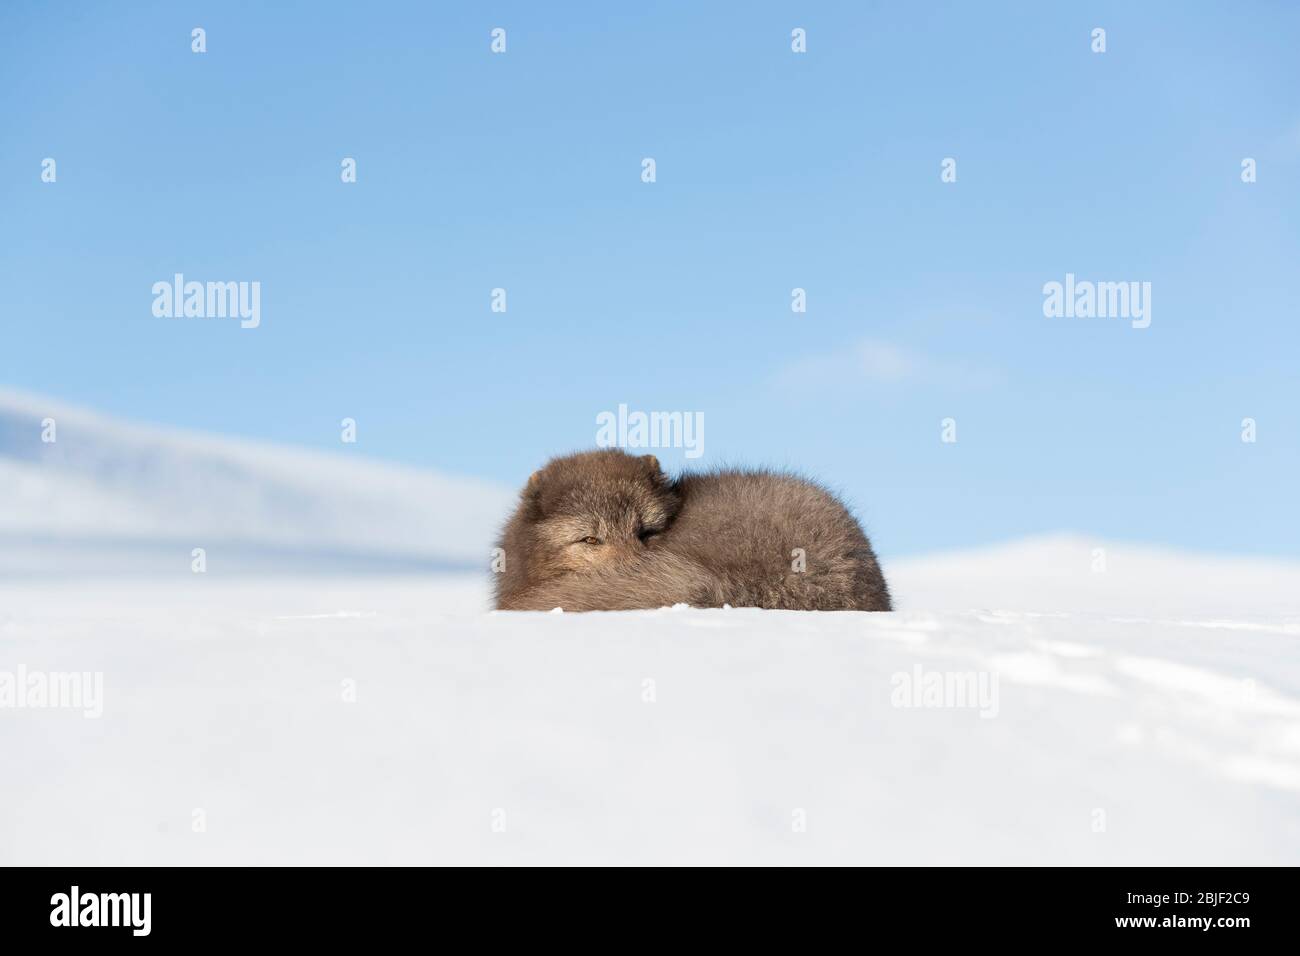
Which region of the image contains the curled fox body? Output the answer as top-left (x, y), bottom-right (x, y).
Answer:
top-left (494, 449), bottom-right (891, 612)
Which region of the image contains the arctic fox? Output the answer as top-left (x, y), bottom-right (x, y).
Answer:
top-left (494, 449), bottom-right (891, 611)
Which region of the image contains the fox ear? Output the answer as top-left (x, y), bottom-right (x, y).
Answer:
top-left (642, 454), bottom-right (666, 484)
top-left (521, 469), bottom-right (544, 514)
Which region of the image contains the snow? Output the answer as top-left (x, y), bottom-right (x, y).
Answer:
top-left (0, 388), bottom-right (513, 570)
top-left (3, 554), bottom-right (1299, 865)
top-left (2, 392), bottom-right (1299, 864)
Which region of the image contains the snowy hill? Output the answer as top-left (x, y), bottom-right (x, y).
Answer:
top-left (0, 389), bottom-right (513, 574)
top-left (889, 533), bottom-right (1300, 619)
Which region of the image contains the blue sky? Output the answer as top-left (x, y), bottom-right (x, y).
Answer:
top-left (2, 1), bottom-right (1298, 558)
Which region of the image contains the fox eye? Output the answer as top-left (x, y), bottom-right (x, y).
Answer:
top-left (638, 528), bottom-right (660, 542)
top-left (580, 536), bottom-right (602, 546)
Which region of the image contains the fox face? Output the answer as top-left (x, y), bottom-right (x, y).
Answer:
top-left (519, 450), bottom-right (678, 576)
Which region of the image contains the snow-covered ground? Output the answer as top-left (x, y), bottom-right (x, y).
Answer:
top-left (2, 392), bottom-right (1299, 864)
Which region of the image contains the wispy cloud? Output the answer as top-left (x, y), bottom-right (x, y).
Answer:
top-left (772, 339), bottom-right (1002, 393)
